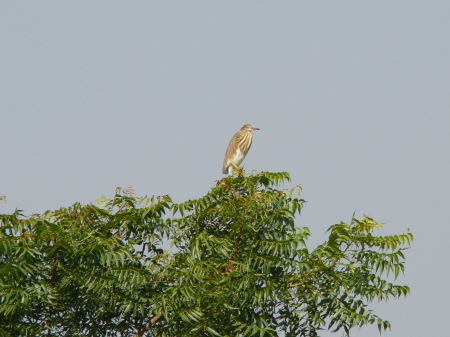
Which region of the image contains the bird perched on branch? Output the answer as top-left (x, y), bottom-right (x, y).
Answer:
top-left (222, 124), bottom-right (260, 174)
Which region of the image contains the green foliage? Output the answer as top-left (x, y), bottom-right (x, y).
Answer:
top-left (0, 172), bottom-right (412, 336)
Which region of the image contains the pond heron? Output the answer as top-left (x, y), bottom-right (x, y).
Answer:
top-left (222, 124), bottom-right (260, 174)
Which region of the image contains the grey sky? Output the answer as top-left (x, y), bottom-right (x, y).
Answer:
top-left (2, 2), bottom-right (449, 336)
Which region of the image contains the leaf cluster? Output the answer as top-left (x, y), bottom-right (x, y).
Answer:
top-left (0, 189), bottom-right (171, 336)
top-left (0, 173), bottom-right (412, 337)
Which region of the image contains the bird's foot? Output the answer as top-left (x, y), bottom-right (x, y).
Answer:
top-left (231, 164), bottom-right (245, 176)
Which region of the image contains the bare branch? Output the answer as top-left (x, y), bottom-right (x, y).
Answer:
top-left (133, 311), bottom-right (163, 337)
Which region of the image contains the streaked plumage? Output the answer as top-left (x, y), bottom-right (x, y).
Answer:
top-left (222, 124), bottom-right (260, 174)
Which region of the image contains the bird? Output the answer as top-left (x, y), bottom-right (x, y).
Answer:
top-left (222, 124), bottom-right (260, 174)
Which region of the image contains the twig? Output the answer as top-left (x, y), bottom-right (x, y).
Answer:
top-left (134, 311), bottom-right (163, 337)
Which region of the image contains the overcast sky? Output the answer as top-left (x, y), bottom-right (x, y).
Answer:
top-left (2, 2), bottom-right (449, 336)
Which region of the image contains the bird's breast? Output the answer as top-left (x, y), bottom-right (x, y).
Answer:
top-left (231, 149), bottom-right (246, 166)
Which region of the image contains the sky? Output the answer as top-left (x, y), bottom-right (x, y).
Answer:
top-left (1, 2), bottom-right (449, 336)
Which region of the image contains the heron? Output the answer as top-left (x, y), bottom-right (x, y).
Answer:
top-left (222, 124), bottom-right (260, 174)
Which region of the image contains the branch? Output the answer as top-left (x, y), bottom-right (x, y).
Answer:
top-left (134, 311), bottom-right (163, 337)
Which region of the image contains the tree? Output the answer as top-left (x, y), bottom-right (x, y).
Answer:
top-left (0, 172), bottom-right (412, 337)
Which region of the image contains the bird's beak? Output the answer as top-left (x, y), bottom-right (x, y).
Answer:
top-left (252, 127), bottom-right (260, 130)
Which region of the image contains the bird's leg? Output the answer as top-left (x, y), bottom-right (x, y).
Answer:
top-left (231, 163), bottom-right (245, 176)
top-left (231, 163), bottom-right (240, 170)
